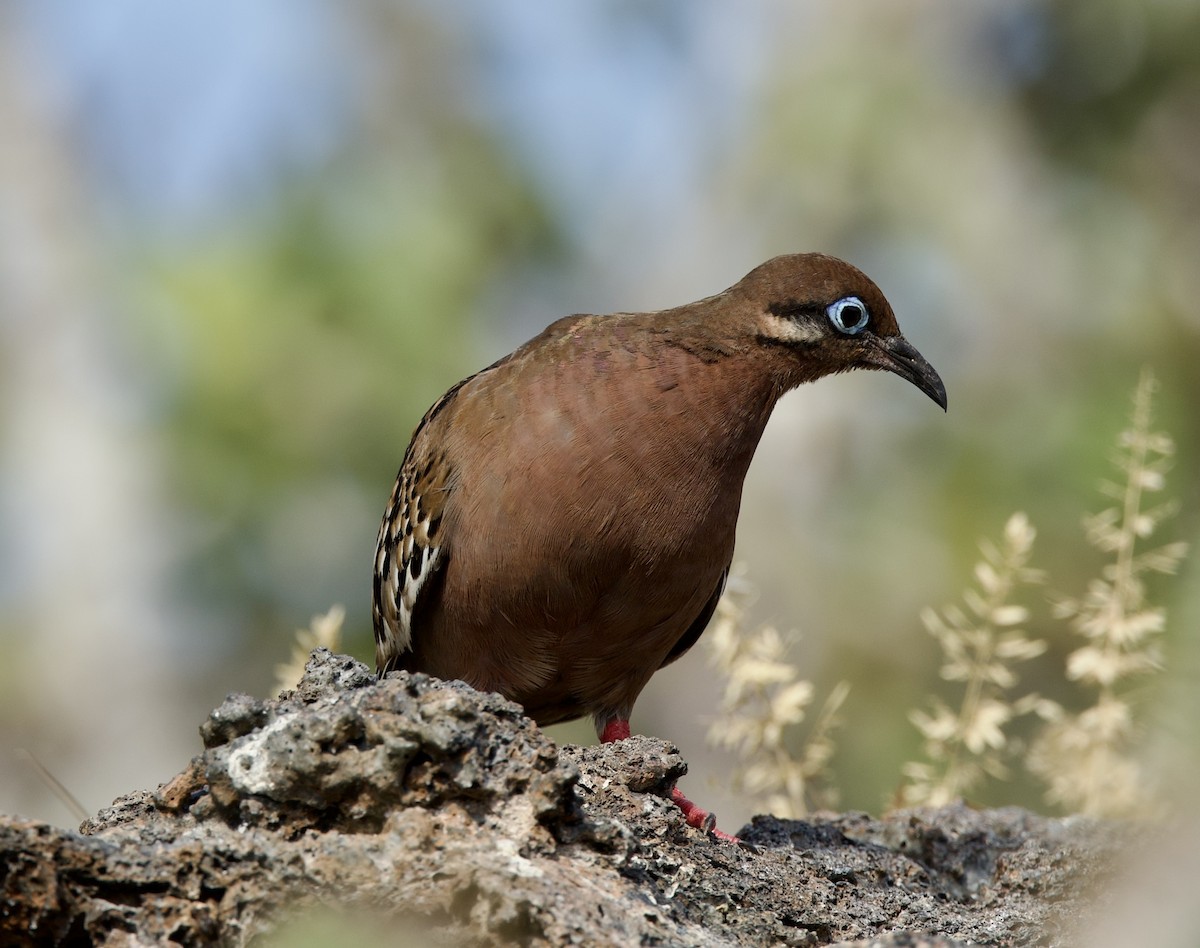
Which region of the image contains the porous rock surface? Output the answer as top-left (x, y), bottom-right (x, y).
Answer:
top-left (1, 649), bottom-right (1128, 946)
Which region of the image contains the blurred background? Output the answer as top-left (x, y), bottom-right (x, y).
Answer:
top-left (1, 0), bottom-right (1197, 834)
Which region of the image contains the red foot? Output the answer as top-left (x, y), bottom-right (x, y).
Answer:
top-left (597, 718), bottom-right (740, 843)
top-left (671, 787), bottom-right (740, 843)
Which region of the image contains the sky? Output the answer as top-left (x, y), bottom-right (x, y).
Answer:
top-left (14, 0), bottom-right (775, 239)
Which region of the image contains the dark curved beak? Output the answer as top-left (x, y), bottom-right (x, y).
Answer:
top-left (865, 334), bottom-right (947, 411)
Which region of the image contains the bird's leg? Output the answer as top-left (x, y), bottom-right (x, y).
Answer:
top-left (599, 719), bottom-right (631, 743)
top-left (599, 718), bottom-right (739, 843)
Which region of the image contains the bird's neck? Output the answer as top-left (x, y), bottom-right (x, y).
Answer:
top-left (640, 332), bottom-right (791, 483)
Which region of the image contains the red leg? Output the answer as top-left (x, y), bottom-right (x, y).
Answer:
top-left (670, 787), bottom-right (740, 843)
top-left (598, 718), bottom-right (739, 843)
top-left (599, 719), bottom-right (631, 743)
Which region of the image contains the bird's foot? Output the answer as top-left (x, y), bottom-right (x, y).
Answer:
top-left (598, 718), bottom-right (739, 843)
top-left (670, 786), bottom-right (740, 844)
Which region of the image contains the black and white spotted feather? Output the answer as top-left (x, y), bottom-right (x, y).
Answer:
top-left (372, 391), bottom-right (461, 675)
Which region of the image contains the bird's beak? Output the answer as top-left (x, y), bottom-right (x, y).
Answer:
top-left (865, 334), bottom-right (947, 411)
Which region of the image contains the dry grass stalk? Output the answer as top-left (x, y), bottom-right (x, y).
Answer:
top-left (1027, 368), bottom-right (1187, 817)
top-left (274, 604), bottom-right (346, 695)
top-left (707, 574), bottom-right (847, 817)
top-left (900, 513), bottom-right (1054, 807)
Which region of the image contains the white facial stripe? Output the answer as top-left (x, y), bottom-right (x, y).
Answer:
top-left (762, 313), bottom-right (824, 345)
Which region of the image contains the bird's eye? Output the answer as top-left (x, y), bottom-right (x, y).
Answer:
top-left (826, 296), bottom-right (869, 335)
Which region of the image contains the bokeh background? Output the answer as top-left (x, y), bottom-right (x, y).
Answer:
top-left (1, 0), bottom-right (1197, 837)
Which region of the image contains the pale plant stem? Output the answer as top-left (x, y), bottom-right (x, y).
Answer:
top-left (1102, 370), bottom-right (1151, 700)
top-left (707, 588), bottom-right (844, 816)
top-left (944, 657), bottom-right (985, 790)
top-left (942, 570), bottom-right (1009, 787)
top-left (903, 513), bottom-right (1045, 808)
top-left (1027, 369), bottom-right (1185, 818)
top-left (808, 681), bottom-right (849, 747)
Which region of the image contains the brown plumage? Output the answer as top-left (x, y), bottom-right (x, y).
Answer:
top-left (372, 253), bottom-right (945, 837)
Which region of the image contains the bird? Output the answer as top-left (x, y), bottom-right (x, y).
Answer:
top-left (372, 252), bottom-right (946, 840)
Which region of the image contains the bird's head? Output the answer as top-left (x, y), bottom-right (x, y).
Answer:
top-left (733, 253), bottom-right (947, 410)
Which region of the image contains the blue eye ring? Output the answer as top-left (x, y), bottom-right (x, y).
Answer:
top-left (826, 296), bottom-right (869, 335)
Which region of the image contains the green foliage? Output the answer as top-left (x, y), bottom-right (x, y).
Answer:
top-left (133, 147), bottom-right (561, 648)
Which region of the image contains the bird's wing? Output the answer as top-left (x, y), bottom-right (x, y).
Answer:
top-left (372, 385), bottom-right (462, 676)
top-left (372, 313), bottom-right (597, 676)
top-left (659, 563), bottom-right (730, 668)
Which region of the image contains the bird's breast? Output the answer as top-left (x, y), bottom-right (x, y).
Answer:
top-left (444, 343), bottom-right (777, 581)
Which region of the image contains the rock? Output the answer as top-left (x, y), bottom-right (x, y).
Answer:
top-left (1, 649), bottom-right (1131, 947)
